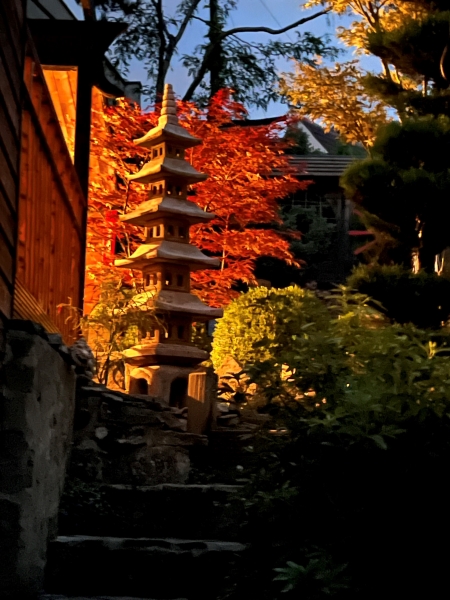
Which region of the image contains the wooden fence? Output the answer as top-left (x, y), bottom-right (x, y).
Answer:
top-left (14, 44), bottom-right (87, 342)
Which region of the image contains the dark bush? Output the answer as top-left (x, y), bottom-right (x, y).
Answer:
top-left (347, 264), bottom-right (450, 328)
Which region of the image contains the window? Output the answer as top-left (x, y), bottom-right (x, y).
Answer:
top-left (168, 145), bottom-right (173, 154)
top-left (158, 184), bottom-right (163, 193)
top-left (178, 226), bottom-right (186, 239)
top-left (145, 274), bottom-right (150, 286)
top-left (175, 148), bottom-right (181, 157)
top-left (153, 149), bottom-right (158, 159)
top-left (177, 274), bottom-right (183, 287)
top-left (168, 225), bottom-right (174, 236)
top-left (176, 186), bottom-right (182, 196)
top-left (155, 225), bottom-right (161, 237)
top-left (177, 325), bottom-right (184, 339)
top-left (159, 147), bottom-right (163, 156)
top-left (165, 273), bottom-right (172, 286)
top-left (150, 273), bottom-right (157, 285)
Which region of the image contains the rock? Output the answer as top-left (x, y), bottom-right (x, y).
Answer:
top-left (170, 406), bottom-right (188, 418)
top-left (217, 402), bottom-right (230, 414)
top-left (217, 414), bottom-right (240, 427)
top-left (69, 337), bottom-right (95, 379)
top-left (0, 328), bottom-right (76, 598)
top-left (7, 319), bottom-right (49, 340)
top-left (95, 427), bottom-right (109, 440)
top-left (47, 333), bottom-right (63, 347)
top-left (157, 411), bottom-right (188, 432)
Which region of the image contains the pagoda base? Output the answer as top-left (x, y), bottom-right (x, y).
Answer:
top-left (125, 364), bottom-right (216, 433)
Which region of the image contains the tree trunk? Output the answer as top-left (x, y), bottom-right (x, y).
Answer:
top-left (155, 0), bottom-right (167, 105)
top-left (208, 0), bottom-right (225, 98)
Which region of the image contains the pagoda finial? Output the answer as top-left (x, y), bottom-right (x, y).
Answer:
top-left (159, 83), bottom-right (178, 127)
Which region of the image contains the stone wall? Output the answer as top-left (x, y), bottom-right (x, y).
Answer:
top-left (0, 321), bottom-right (76, 599)
top-left (70, 380), bottom-right (207, 486)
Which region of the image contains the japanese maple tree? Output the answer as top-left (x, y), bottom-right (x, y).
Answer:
top-left (87, 91), bottom-right (305, 307)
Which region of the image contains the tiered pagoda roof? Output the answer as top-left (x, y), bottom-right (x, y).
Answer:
top-left (120, 196), bottom-right (213, 227)
top-left (115, 83), bottom-right (222, 328)
top-left (115, 240), bottom-right (220, 271)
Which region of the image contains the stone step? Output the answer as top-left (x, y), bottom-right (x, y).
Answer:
top-left (59, 483), bottom-right (244, 540)
top-left (41, 596), bottom-right (187, 600)
top-left (189, 428), bottom-right (260, 484)
top-left (45, 535), bottom-right (246, 600)
top-left (40, 597), bottom-right (187, 600)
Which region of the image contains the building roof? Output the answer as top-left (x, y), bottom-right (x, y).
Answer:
top-left (286, 155), bottom-right (358, 178)
top-left (298, 119), bottom-right (340, 154)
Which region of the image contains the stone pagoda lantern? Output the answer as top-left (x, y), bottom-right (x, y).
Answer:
top-left (115, 84), bottom-right (222, 423)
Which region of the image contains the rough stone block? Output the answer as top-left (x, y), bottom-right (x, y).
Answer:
top-left (0, 327), bottom-right (76, 598)
top-left (45, 535), bottom-right (246, 599)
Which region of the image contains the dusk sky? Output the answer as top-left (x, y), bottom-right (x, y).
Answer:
top-left (65, 0), bottom-right (378, 118)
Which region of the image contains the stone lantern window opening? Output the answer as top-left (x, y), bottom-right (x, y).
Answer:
top-left (169, 377), bottom-right (188, 408)
top-left (167, 225), bottom-right (174, 236)
top-left (178, 226), bottom-right (186, 239)
top-left (165, 272), bottom-right (173, 286)
top-left (129, 378), bottom-right (149, 395)
top-left (159, 184), bottom-right (163, 194)
top-left (159, 147), bottom-right (163, 156)
top-left (177, 274), bottom-right (183, 287)
top-left (177, 325), bottom-right (185, 339)
top-left (168, 145), bottom-right (173, 154)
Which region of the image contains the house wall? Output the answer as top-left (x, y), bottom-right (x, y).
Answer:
top-left (14, 49), bottom-right (87, 342)
top-left (0, 0), bottom-right (26, 319)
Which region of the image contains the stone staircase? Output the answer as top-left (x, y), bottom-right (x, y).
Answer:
top-left (41, 383), bottom-right (259, 600)
top-left (43, 483), bottom-right (246, 599)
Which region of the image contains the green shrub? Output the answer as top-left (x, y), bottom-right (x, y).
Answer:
top-left (211, 286), bottom-right (330, 371)
top-left (226, 290), bottom-right (450, 600)
top-left (347, 264), bottom-right (450, 328)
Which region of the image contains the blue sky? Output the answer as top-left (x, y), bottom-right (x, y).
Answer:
top-left (65, 0), bottom-right (378, 118)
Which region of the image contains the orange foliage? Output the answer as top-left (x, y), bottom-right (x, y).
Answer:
top-left (86, 91), bottom-right (306, 309)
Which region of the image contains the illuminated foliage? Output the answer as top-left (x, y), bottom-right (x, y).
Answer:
top-left (211, 285), bottom-right (328, 370)
top-left (87, 91), bottom-right (304, 308)
top-left (280, 60), bottom-right (389, 149)
top-left (304, 0), bottom-right (422, 54)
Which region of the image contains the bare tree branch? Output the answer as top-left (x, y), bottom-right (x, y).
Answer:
top-left (173, 0), bottom-right (202, 47)
top-left (183, 9), bottom-right (330, 101)
top-left (218, 9), bottom-right (330, 40)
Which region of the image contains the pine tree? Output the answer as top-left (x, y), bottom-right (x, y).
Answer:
top-left (340, 1), bottom-right (450, 271)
